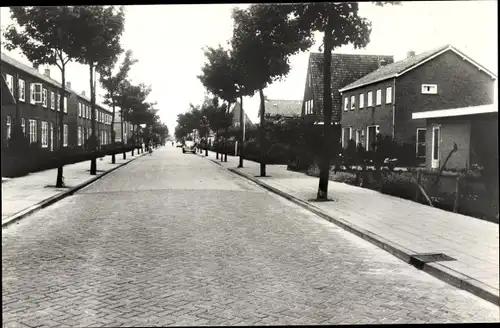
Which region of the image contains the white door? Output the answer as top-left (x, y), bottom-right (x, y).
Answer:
top-left (431, 125), bottom-right (440, 169)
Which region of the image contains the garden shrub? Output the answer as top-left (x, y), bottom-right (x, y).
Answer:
top-left (379, 171), bottom-right (416, 200)
top-left (331, 171), bottom-right (358, 185)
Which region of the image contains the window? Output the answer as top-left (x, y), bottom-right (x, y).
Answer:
top-left (386, 87), bottom-right (392, 104)
top-left (416, 128), bottom-right (426, 158)
top-left (42, 89), bottom-right (48, 108)
top-left (344, 97), bottom-right (349, 111)
top-left (63, 124), bottom-right (68, 147)
top-left (78, 103), bottom-right (82, 117)
top-left (87, 106), bottom-right (90, 119)
top-left (56, 94), bottom-right (60, 111)
top-left (29, 119), bottom-right (37, 143)
top-left (5, 74), bottom-right (14, 94)
top-left (367, 91), bottom-right (373, 107)
top-left (21, 118), bottom-right (25, 135)
top-left (78, 126), bottom-right (82, 146)
top-left (31, 83), bottom-right (42, 104)
top-left (19, 79), bottom-right (25, 102)
top-left (50, 91), bottom-right (55, 109)
top-left (359, 94), bottom-right (364, 109)
top-left (41, 121), bottom-right (48, 148)
top-left (350, 96), bottom-right (356, 110)
top-left (6, 116), bottom-right (12, 139)
top-left (422, 84), bottom-right (438, 94)
top-left (376, 89), bottom-right (382, 106)
top-left (63, 97), bottom-right (67, 113)
top-left (49, 122), bottom-right (54, 151)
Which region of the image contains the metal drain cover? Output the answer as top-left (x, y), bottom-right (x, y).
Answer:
top-left (409, 253), bottom-right (456, 270)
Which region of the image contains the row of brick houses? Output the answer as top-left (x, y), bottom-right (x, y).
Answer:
top-left (1, 52), bottom-right (134, 152)
top-left (301, 44), bottom-right (497, 170)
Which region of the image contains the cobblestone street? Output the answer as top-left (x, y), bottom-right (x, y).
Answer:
top-left (2, 146), bottom-right (499, 327)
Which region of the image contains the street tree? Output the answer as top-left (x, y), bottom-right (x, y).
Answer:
top-left (198, 46), bottom-right (239, 162)
top-left (72, 5), bottom-right (125, 175)
top-left (3, 6), bottom-right (81, 188)
top-left (231, 4), bottom-right (313, 176)
top-left (99, 50), bottom-right (138, 163)
top-left (291, 1), bottom-right (400, 200)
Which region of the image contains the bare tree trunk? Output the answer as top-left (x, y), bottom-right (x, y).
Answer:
top-left (317, 17), bottom-right (334, 201)
top-left (259, 88), bottom-right (266, 177)
top-left (121, 109), bottom-right (126, 160)
top-left (111, 98), bottom-right (116, 164)
top-left (89, 64), bottom-right (97, 175)
top-left (56, 65), bottom-right (66, 187)
top-left (238, 96), bottom-right (244, 168)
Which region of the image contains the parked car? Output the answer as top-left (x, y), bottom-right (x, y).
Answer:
top-left (176, 141), bottom-right (183, 148)
top-left (182, 140), bottom-right (196, 154)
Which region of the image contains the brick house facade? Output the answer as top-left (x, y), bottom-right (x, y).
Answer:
top-left (1, 52), bottom-right (116, 151)
top-left (338, 45), bottom-right (496, 162)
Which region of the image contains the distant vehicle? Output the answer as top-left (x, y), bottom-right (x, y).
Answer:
top-left (182, 140), bottom-right (196, 154)
top-left (176, 141), bottom-right (183, 148)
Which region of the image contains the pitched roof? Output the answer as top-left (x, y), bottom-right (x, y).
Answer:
top-left (263, 99), bottom-right (302, 117)
top-left (231, 102), bottom-right (255, 127)
top-left (1, 52), bottom-right (112, 113)
top-left (307, 52), bottom-right (394, 122)
top-left (339, 44), bottom-right (497, 92)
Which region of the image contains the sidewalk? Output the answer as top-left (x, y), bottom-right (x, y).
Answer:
top-left (201, 150), bottom-right (499, 305)
top-left (2, 152), bottom-right (145, 225)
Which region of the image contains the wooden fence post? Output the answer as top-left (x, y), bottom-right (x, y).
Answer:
top-left (415, 170), bottom-right (422, 202)
top-left (453, 176), bottom-right (461, 213)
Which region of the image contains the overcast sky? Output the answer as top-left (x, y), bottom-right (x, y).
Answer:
top-left (1, 2), bottom-right (497, 135)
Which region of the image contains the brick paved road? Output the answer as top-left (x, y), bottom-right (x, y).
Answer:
top-left (2, 146), bottom-right (499, 327)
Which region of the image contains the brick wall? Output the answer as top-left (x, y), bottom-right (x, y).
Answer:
top-left (340, 79), bottom-right (395, 148)
top-left (397, 50), bottom-right (495, 144)
top-left (426, 117), bottom-right (471, 170)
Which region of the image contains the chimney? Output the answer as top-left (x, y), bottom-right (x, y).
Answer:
top-left (33, 63), bottom-right (39, 70)
top-left (66, 81), bottom-right (71, 89)
top-left (44, 69), bottom-right (50, 77)
top-left (407, 50), bottom-right (416, 58)
top-left (81, 91), bottom-right (86, 97)
top-left (378, 58), bottom-right (388, 68)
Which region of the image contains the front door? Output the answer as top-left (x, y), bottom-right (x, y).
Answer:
top-left (431, 125), bottom-right (440, 169)
top-left (366, 126), bottom-right (378, 151)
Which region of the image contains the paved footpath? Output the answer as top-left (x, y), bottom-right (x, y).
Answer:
top-left (2, 146), bottom-right (499, 327)
top-left (204, 151), bottom-right (499, 304)
top-left (2, 151), bottom-right (145, 225)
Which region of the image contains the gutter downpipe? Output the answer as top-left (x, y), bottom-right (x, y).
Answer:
top-left (392, 77), bottom-right (396, 139)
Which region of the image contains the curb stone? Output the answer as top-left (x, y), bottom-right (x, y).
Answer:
top-left (2, 152), bottom-right (147, 229)
top-left (207, 162), bottom-right (499, 307)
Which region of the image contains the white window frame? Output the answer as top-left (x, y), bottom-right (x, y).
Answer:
top-left (21, 118), bottom-right (25, 135)
top-left (422, 84), bottom-right (438, 95)
top-left (56, 94), bottom-right (60, 111)
top-left (63, 124), bottom-right (68, 147)
top-left (41, 121), bottom-right (48, 148)
top-left (6, 74), bottom-right (14, 95)
top-left (78, 126), bottom-right (82, 146)
top-left (63, 96), bottom-right (67, 113)
top-left (350, 96), bottom-right (356, 110)
top-left (42, 88), bottom-right (48, 108)
top-left (344, 97), bottom-right (349, 111)
top-left (359, 94), bottom-right (364, 109)
top-left (50, 91), bottom-right (55, 109)
top-left (355, 129), bottom-right (361, 145)
top-left (49, 122), bottom-right (54, 151)
top-left (367, 91), bottom-right (373, 107)
top-left (376, 89), bottom-right (382, 106)
top-left (78, 103), bottom-right (82, 117)
top-left (416, 128), bottom-right (426, 158)
top-left (386, 87), bottom-right (392, 104)
top-left (32, 83), bottom-right (43, 103)
top-left (6, 116), bottom-right (12, 139)
top-left (29, 119), bottom-right (37, 143)
top-left (431, 125), bottom-right (440, 169)
top-left (18, 79), bottom-right (25, 102)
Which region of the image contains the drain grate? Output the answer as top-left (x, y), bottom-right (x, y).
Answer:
top-left (409, 253), bottom-right (457, 270)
